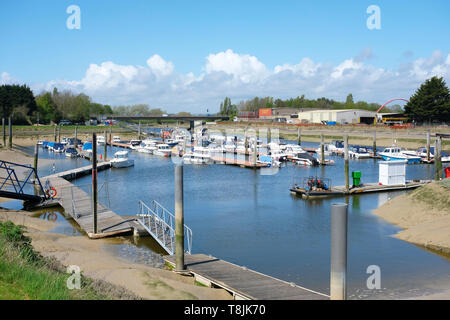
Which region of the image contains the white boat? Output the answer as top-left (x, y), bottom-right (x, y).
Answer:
top-left (112, 136), bottom-right (121, 143)
top-left (37, 140), bottom-right (44, 146)
top-left (61, 137), bottom-right (69, 145)
top-left (291, 152), bottom-right (320, 166)
top-left (284, 144), bottom-right (305, 157)
top-left (111, 151), bottom-right (134, 168)
top-left (97, 136), bottom-right (105, 145)
top-left (349, 146), bottom-right (371, 159)
top-left (136, 140), bottom-right (157, 154)
top-left (183, 147), bottom-right (212, 164)
top-left (129, 139), bottom-right (141, 150)
top-left (153, 144), bottom-right (172, 157)
top-left (379, 147), bottom-right (421, 164)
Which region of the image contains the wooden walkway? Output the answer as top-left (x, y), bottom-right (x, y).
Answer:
top-left (210, 155), bottom-right (269, 168)
top-left (42, 163), bottom-right (132, 239)
top-left (164, 254), bottom-right (328, 300)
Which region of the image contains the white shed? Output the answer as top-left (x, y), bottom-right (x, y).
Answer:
top-left (379, 160), bottom-right (407, 185)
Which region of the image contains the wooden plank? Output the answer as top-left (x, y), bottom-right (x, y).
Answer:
top-left (164, 254), bottom-right (328, 300)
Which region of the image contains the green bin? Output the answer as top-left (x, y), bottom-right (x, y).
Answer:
top-left (352, 171), bottom-right (361, 187)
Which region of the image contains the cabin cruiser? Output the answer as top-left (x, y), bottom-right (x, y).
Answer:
top-left (128, 139), bottom-right (141, 150)
top-left (111, 151), bottom-right (134, 168)
top-left (112, 136), bottom-right (121, 143)
top-left (379, 147), bottom-right (421, 164)
top-left (291, 152), bottom-right (320, 166)
top-left (284, 144), bottom-right (305, 157)
top-left (136, 140), bottom-right (157, 154)
top-left (165, 138), bottom-right (179, 147)
top-left (65, 147), bottom-right (78, 158)
top-left (183, 147), bottom-right (212, 164)
top-left (153, 144), bottom-right (172, 157)
top-left (349, 146), bottom-right (371, 159)
top-left (258, 155), bottom-right (281, 167)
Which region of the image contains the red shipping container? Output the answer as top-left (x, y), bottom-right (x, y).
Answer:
top-left (259, 108), bottom-right (272, 117)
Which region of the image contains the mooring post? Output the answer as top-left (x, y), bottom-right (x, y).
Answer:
top-left (330, 203), bottom-right (348, 300)
top-left (33, 143), bottom-right (39, 183)
top-left (268, 127), bottom-right (271, 144)
top-left (74, 125), bottom-right (78, 148)
top-left (426, 129), bottom-right (431, 162)
top-left (253, 138), bottom-right (257, 167)
top-left (92, 133), bottom-right (98, 234)
top-left (344, 135), bottom-right (349, 192)
top-left (320, 133), bottom-right (325, 165)
top-left (109, 125), bottom-right (112, 145)
top-left (8, 117), bottom-right (12, 149)
top-left (104, 130), bottom-right (107, 161)
top-left (2, 118), bottom-right (5, 147)
top-left (58, 123), bottom-right (61, 142)
top-left (434, 136), bottom-right (442, 181)
top-left (297, 127), bottom-right (301, 146)
top-left (54, 124), bottom-right (57, 142)
top-left (138, 121), bottom-right (141, 140)
top-left (175, 164), bottom-right (185, 271)
top-left (372, 131), bottom-right (377, 156)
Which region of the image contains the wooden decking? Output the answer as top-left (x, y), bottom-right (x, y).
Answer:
top-left (42, 162), bottom-right (132, 239)
top-left (210, 155), bottom-right (269, 168)
top-left (164, 254), bottom-right (328, 300)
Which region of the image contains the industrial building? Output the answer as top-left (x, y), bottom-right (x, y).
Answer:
top-left (296, 109), bottom-right (377, 125)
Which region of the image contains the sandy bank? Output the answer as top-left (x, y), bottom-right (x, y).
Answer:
top-left (0, 208), bottom-right (232, 300)
top-left (373, 179), bottom-right (450, 254)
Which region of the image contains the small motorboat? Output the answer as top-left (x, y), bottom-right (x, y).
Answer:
top-left (65, 147), bottom-right (78, 158)
top-left (112, 136), bottom-right (121, 143)
top-left (37, 140), bottom-right (44, 146)
top-left (379, 147), bottom-right (421, 164)
top-left (291, 152), bottom-right (320, 166)
top-left (349, 146), bottom-right (371, 159)
top-left (153, 144), bottom-right (172, 157)
top-left (53, 143), bottom-right (65, 153)
top-left (183, 147), bottom-right (212, 164)
top-left (128, 139), bottom-right (142, 150)
top-left (111, 151), bottom-right (134, 168)
top-left (97, 136), bottom-right (106, 145)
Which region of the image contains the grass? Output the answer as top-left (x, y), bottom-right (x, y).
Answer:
top-left (410, 180), bottom-right (450, 211)
top-left (0, 220), bottom-right (110, 300)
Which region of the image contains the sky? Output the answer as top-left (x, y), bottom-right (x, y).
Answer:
top-left (1, 0), bottom-right (449, 113)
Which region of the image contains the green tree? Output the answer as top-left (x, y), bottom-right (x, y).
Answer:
top-left (404, 76), bottom-right (450, 123)
top-left (0, 84), bottom-right (37, 124)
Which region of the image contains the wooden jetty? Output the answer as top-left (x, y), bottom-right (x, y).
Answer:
top-left (164, 254), bottom-right (328, 300)
top-left (42, 162), bottom-right (133, 239)
top-left (290, 180), bottom-right (431, 199)
top-left (210, 155), bottom-right (269, 168)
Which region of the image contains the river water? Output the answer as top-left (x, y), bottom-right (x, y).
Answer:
top-left (12, 140), bottom-right (450, 299)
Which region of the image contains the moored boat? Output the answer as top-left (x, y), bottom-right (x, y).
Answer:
top-left (379, 147), bottom-right (421, 164)
top-left (111, 151), bottom-right (134, 168)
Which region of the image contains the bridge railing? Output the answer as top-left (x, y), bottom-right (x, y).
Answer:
top-left (0, 160), bottom-right (46, 200)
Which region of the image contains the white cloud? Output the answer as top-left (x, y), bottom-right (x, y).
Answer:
top-left (2, 49), bottom-right (450, 113)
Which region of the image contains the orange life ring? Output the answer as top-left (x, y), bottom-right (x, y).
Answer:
top-left (46, 187), bottom-right (57, 198)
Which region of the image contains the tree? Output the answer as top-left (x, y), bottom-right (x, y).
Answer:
top-left (345, 93), bottom-right (354, 105)
top-left (0, 84), bottom-right (37, 124)
top-left (404, 77), bottom-right (450, 123)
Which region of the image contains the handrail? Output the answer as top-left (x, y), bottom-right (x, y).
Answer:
top-left (136, 200), bottom-right (192, 255)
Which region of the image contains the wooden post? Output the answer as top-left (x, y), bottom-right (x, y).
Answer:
top-left (320, 133), bottom-right (325, 165)
top-left (74, 126), bottom-right (78, 148)
top-left (104, 130), bottom-right (107, 161)
top-left (344, 135), bottom-right (349, 192)
top-left (372, 131), bottom-right (377, 156)
top-left (92, 133), bottom-right (98, 234)
top-left (434, 136), bottom-right (442, 181)
top-left (33, 143), bottom-right (39, 183)
top-left (330, 203), bottom-right (348, 300)
top-left (267, 128), bottom-right (271, 144)
top-left (253, 138), bottom-right (257, 167)
top-left (109, 125), bottom-right (112, 145)
top-left (138, 121), bottom-right (141, 140)
top-left (54, 125), bottom-right (57, 142)
top-left (2, 118), bottom-right (5, 147)
top-left (175, 164), bottom-right (185, 271)
top-left (426, 130), bottom-right (431, 162)
top-left (58, 124), bottom-right (61, 142)
top-left (8, 117), bottom-right (12, 149)
top-left (297, 127), bottom-right (301, 146)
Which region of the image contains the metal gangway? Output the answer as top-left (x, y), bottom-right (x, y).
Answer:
top-left (0, 160), bottom-right (47, 203)
top-left (136, 200), bottom-right (192, 255)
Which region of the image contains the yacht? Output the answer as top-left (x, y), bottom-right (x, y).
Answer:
top-left (136, 140), bottom-right (157, 154)
top-left (128, 139), bottom-right (142, 150)
top-left (111, 151), bottom-right (134, 168)
top-left (291, 152), bottom-right (320, 166)
top-left (403, 146), bottom-right (450, 163)
top-left (379, 147), bottom-right (421, 164)
top-left (284, 144), bottom-right (305, 157)
top-left (153, 144), bottom-right (172, 157)
top-left (183, 147), bottom-right (212, 164)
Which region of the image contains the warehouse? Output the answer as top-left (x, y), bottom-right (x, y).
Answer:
top-left (297, 109), bottom-right (377, 125)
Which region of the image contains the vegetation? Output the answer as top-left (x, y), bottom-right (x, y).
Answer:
top-left (0, 84), bottom-right (37, 124)
top-left (404, 76), bottom-right (450, 124)
top-left (0, 220), bottom-right (109, 299)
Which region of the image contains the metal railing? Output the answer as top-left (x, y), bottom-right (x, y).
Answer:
top-left (136, 200), bottom-right (192, 255)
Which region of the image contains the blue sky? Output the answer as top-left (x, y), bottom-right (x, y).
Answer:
top-left (1, 0), bottom-right (449, 112)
